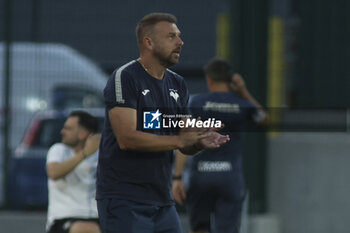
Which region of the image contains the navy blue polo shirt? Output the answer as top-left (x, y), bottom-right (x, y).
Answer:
top-left (189, 92), bottom-right (257, 174)
top-left (96, 60), bottom-right (189, 206)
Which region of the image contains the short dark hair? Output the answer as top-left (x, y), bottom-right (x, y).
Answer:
top-left (69, 111), bottom-right (99, 133)
top-left (136, 12), bottom-right (177, 46)
top-left (204, 58), bottom-right (233, 83)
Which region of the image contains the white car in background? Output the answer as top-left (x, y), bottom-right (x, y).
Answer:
top-left (0, 42), bottom-right (108, 148)
top-left (0, 42), bottom-right (108, 205)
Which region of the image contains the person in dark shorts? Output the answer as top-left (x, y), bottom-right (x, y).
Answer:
top-left (96, 13), bottom-right (229, 233)
top-left (48, 218), bottom-right (100, 233)
top-left (172, 58), bottom-right (267, 233)
top-left (46, 111), bottom-right (101, 233)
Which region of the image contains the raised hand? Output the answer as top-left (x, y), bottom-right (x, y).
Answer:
top-left (83, 134), bottom-right (101, 158)
top-left (230, 73), bottom-right (246, 95)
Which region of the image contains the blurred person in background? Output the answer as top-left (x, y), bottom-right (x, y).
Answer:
top-left (96, 13), bottom-right (229, 233)
top-left (172, 58), bottom-right (267, 233)
top-left (46, 111), bottom-right (101, 233)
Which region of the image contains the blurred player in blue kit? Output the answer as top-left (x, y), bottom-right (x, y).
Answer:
top-left (96, 13), bottom-right (229, 233)
top-left (172, 58), bottom-right (267, 233)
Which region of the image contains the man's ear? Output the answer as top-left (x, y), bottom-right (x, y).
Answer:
top-left (143, 37), bottom-right (153, 50)
top-left (206, 75), bottom-right (213, 87)
top-left (79, 129), bottom-right (90, 141)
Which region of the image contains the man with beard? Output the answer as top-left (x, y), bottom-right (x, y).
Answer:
top-left (46, 111), bottom-right (101, 233)
top-left (96, 13), bottom-right (229, 233)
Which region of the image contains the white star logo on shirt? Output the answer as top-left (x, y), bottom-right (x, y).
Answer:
top-left (151, 109), bottom-right (162, 122)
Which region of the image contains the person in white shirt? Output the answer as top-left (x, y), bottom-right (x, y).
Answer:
top-left (46, 110), bottom-right (101, 233)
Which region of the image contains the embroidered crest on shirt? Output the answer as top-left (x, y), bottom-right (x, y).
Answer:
top-left (169, 89), bottom-right (179, 102)
top-left (142, 89), bottom-right (150, 96)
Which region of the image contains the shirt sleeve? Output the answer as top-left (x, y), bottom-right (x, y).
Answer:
top-left (104, 69), bottom-right (138, 110)
top-left (46, 143), bottom-right (67, 164)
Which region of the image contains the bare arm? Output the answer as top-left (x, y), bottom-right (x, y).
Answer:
top-left (46, 151), bottom-right (85, 180)
top-left (173, 150), bottom-right (188, 177)
top-left (231, 73), bottom-right (268, 124)
top-left (109, 107), bottom-right (212, 152)
top-left (46, 134), bottom-right (101, 180)
top-left (172, 150), bottom-right (188, 205)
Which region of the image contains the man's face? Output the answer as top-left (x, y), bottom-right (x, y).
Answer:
top-left (61, 116), bottom-right (82, 147)
top-left (151, 21), bottom-right (184, 67)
